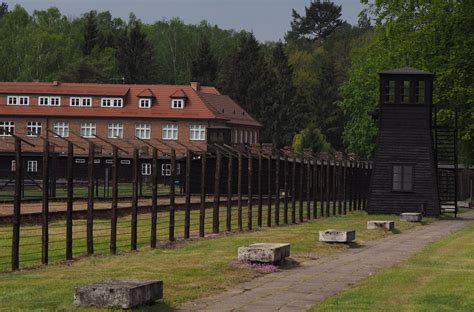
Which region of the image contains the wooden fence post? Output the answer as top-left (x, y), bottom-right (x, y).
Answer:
top-left (247, 150), bottom-right (253, 230)
top-left (131, 148), bottom-right (139, 250)
top-left (357, 161), bottom-right (362, 211)
top-left (150, 148), bottom-right (158, 248)
top-left (227, 151), bottom-right (233, 232)
top-left (257, 150), bottom-right (263, 227)
top-left (199, 152), bottom-right (206, 237)
top-left (184, 149), bottom-right (191, 239)
top-left (291, 155), bottom-right (296, 224)
top-left (325, 159), bottom-right (330, 217)
top-left (274, 151), bottom-right (280, 226)
top-left (213, 150), bottom-right (221, 233)
top-left (343, 160), bottom-right (347, 215)
top-left (338, 161), bottom-right (342, 215)
top-left (66, 142), bottom-right (74, 260)
top-left (41, 140), bottom-right (49, 265)
top-left (299, 157), bottom-right (304, 222)
top-left (313, 159), bottom-right (318, 219)
top-left (319, 160), bottom-right (324, 218)
top-left (169, 149), bottom-right (176, 241)
top-left (332, 159), bottom-right (337, 216)
top-left (267, 152), bottom-right (272, 227)
top-left (283, 154), bottom-right (289, 224)
top-left (237, 152), bottom-right (243, 231)
top-left (110, 146), bottom-right (118, 253)
top-left (306, 157), bottom-right (311, 220)
top-left (87, 142), bottom-right (95, 255)
top-left (11, 138), bottom-right (22, 271)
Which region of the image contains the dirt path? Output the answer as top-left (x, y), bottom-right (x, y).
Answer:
top-left (177, 210), bottom-right (474, 312)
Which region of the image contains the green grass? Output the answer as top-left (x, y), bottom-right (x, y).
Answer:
top-left (0, 208), bottom-right (429, 311)
top-left (310, 221), bottom-right (474, 311)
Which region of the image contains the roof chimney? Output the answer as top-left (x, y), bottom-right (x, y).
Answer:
top-left (52, 81), bottom-right (60, 86)
top-left (190, 81), bottom-right (201, 91)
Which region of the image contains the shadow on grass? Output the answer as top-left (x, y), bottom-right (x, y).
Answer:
top-left (278, 257), bottom-right (300, 270)
top-left (135, 300), bottom-right (174, 312)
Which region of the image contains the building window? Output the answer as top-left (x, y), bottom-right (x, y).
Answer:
top-left (141, 163), bottom-right (152, 176)
top-left (190, 125), bottom-right (205, 140)
top-left (239, 130), bottom-right (243, 143)
top-left (53, 122), bottom-right (69, 137)
top-left (384, 80), bottom-right (395, 103)
top-left (26, 121), bottom-right (42, 137)
top-left (161, 163), bottom-right (180, 176)
top-left (254, 131), bottom-right (258, 143)
top-left (415, 80), bottom-right (425, 104)
top-left (234, 130), bottom-right (238, 143)
top-left (400, 80), bottom-right (410, 104)
top-left (171, 99), bottom-right (184, 109)
top-left (162, 124), bottom-right (178, 140)
top-left (105, 159), bottom-right (113, 164)
top-left (0, 121), bottom-right (15, 136)
top-left (245, 131), bottom-right (248, 143)
top-left (94, 159), bottom-right (100, 164)
top-left (101, 98), bottom-right (123, 107)
top-left (135, 123), bottom-right (151, 139)
top-left (27, 160), bottom-right (38, 172)
top-left (139, 98), bottom-right (152, 108)
top-left (70, 97), bottom-right (92, 107)
top-left (108, 123), bottom-right (123, 139)
top-left (7, 96), bottom-right (29, 105)
top-left (11, 160), bottom-right (15, 172)
top-left (75, 159), bottom-right (86, 164)
top-left (80, 123), bottom-right (96, 138)
top-left (39, 96), bottom-right (61, 106)
top-left (393, 165), bottom-right (413, 191)
top-left (249, 131), bottom-right (253, 144)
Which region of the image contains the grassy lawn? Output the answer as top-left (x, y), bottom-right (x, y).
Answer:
top-left (0, 210), bottom-right (430, 311)
top-left (311, 221), bottom-right (474, 311)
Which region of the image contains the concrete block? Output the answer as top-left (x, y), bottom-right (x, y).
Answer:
top-left (74, 280), bottom-right (163, 309)
top-left (367, 220), bottom-right (395, 230)
top-left (238, 243), bottom-right (290, 263)
top-left (319, 230), bottom-right (355, 243)
top-left (400, 213), bottom-right (422, 222)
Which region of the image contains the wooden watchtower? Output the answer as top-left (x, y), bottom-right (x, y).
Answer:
top-left (367, 67), bottom-right (441, 216)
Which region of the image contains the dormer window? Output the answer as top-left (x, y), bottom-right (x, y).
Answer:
top-left (70, 97), bottom-right (92, 107)
top-left (101, 98), bottom-right (123, 107)
top-left (139, 98), bottom-right (152, 108)
top-left (171, 99), bottom-right (185, 109)
top-left (39, 96), bottom-right (61, 106)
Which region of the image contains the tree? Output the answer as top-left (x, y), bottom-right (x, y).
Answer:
top-left (286, 0), bottom-right (343, 44)
top-left (292, 123), bottom-right (331, 154)
top-left (83, 11), bottom-right (98, 55)
top-left (191, 36), bottom-right (217, 85)
top-left (116, 19), bottom-right (159, 83)
top-left (0, 2), bottom-right (8, 19)
top-left (341, 0), bottom-right (474, 163)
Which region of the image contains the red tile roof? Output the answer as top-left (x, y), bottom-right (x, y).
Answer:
top-left (0, 82), bottom-right (261, 127)
top-left (170, 89), bottom-right (188, 98)
top-left (136, 88), bottom-right (154, 97)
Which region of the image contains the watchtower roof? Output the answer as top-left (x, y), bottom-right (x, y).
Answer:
top-left (379, 67), bottom-right (433, 75)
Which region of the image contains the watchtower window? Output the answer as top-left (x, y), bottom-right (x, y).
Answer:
top-left (393, 165), bottom-right (413, 191)
top-left (400, 80), bottom-right (410, 103)
top-left (415, 80), bottom-right (425, 104)
top-left (384, 80), bottom-right (395, 103)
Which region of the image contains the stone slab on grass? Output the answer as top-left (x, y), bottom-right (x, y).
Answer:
top-left (74, 280), bottom-right (163, 309)
top-left (367, 220), bottom-right (395, 230)
top-left (238, 243), bottom-right (290, 263)
top-left (319, 230), bottom-right (356, 243)
top-left (400, 213), bottom-right (422, 222)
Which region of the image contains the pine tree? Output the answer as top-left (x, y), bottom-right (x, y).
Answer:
top-left (116, 20), bottom-right (159, 83)
top-left (83, 11), bottom-right (98, 55)
top-left (286, 0), bottom-right (343, 44)
top-left (0, 2), bottom-right (8, 19)
top-left (191, 37), bottom-right (217, 86)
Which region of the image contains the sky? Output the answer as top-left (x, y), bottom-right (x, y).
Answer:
top-left (7, 0), bottom-right (367, 42)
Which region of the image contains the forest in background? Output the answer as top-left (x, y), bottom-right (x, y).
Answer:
top-left (0, 1), bottom-right (472, 164)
